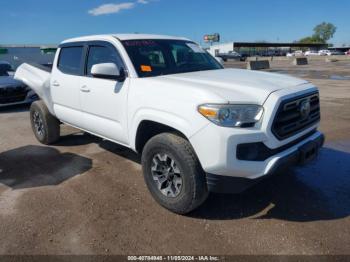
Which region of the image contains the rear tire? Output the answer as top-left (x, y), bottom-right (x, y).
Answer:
top-left (141, 133), bottom-right (208, 214)
top-left (30, 100), bottom-right (60, 145)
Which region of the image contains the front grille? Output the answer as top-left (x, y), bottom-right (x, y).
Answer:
top-left (272, 92), bottom-right (320, 140)
top-left (0, 86), bottom-right (28, 104)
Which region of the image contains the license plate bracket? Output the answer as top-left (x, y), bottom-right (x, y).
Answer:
top-left (299, 140), bottom-right (319, 165)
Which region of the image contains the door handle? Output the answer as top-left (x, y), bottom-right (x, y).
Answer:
top-left (80, 85), bottom-right (91, 93)
top-left (52, 81), bottom-right (60, 87)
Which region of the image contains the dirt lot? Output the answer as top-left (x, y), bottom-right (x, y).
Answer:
top-left (0, 59), bottom-right (349, 255)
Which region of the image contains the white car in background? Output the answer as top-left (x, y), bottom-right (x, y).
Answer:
top-left (305, 50), bottom-right (319, 56)
top-left (319, 50), bottom-right (331, 56)
top-left (286, 50), bottom-right (304, 57)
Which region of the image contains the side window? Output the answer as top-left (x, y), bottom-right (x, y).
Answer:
top-left (57, 47), bottom-right (83, 75)
top-left (86, 46), bottom-right (123, 76)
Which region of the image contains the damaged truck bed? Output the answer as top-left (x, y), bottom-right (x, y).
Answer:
top-left (15, 63), bottom-right (54, 114)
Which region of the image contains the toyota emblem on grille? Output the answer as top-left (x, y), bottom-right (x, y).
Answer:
top-left (299, 99), bottom-right (311, 120)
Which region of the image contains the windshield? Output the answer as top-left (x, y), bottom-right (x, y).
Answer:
top-left (122, 39), bottom-right (223, 77)
top-left (0, 63), bottom-right (13, 76)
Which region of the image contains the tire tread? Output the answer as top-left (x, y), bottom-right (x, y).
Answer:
top-left (30, 100), bottom-right (60, 145)
top-left (142, 133), bottom-right (208, 214)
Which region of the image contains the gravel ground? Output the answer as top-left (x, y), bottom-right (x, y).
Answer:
top-left (0, 59), bottom-right (349, 255)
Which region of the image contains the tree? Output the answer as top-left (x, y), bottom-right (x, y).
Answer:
top-left (299, 35), bottom-right (322, 44)
top-left (313, 22), bottom-right (337, 43)
top-left (298, 22), bottom-right (337, 44)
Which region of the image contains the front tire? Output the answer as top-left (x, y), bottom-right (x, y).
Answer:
top-left (141, 133), bottom-right (208, 214)
top-left (30, 101), bottom-right (60, 145)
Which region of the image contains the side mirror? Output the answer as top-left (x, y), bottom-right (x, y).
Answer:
top-left (91, 63), bottom-right (125, 81)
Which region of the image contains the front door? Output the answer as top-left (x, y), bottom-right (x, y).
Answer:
top-left (79, 43), bottom-right (129, 145)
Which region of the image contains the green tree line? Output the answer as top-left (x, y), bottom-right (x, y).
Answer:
top-left (299, 22), bottom-right (337, 44)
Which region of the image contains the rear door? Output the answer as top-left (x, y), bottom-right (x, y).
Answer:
top-left (79, 42), bottom-right (130, 145)
top-left (51, 45), bottom-right (85, 127)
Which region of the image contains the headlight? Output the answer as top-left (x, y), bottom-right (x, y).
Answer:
top-left (198, 104), bottom-right (264, 127)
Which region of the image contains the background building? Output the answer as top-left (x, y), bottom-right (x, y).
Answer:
top-left (208, 42), bottom-right (328, 57)
top-left (0, 45), bottom-right (57, 69)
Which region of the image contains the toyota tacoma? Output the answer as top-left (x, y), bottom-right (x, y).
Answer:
top-left (15, 34), bottom-right (324, 214)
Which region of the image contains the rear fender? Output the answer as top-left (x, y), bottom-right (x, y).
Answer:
top-left (15, 63), bottom-right (54, 115)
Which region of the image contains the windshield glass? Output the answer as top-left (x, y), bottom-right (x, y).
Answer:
top-left (122, 39), bottom-right (223, 77)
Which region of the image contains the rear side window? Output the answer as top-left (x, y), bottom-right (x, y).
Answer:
top-left (57, 47), bottom-right (83, 75)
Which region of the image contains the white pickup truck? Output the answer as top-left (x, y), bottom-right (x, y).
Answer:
top-left (15, 34), bottom-right (324, 214)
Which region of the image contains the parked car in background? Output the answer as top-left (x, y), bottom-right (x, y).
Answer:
top-left (329, 50), bottom-right (344, 56)
top-left (216, 51), bottom-right (246, 62)
top-left (318, 50), bottom-right (331, 56)
top-left (0, 61), bottom-right (38, 107)
top-left (305, 50), bottom-right (319, 56)
top-left (286, 50), bottom-right (304, 57)
top-left (294, 50), bottom-right (304, 56)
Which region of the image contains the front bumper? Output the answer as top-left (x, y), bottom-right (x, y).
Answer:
top-left (190, 121), bottom-right (323, 179)
top-left (206, 132), bottom-right (324, 193)
top-left (190, 87), bottom-right (322, 180)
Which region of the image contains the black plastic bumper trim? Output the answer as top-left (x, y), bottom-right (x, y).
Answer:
top-left (236, 130), bottom-right (317, 161)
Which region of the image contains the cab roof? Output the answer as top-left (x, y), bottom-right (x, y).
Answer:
top-left (61, 34), bottom-right (190, 44)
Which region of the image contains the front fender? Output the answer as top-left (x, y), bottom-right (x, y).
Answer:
top-left (129, 108), bottom-right (208, 151)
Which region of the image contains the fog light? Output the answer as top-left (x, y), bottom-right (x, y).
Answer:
top-left (237, 142), bottom-right (271, 161)
top-left (237, 143), bottom-right (260, 160)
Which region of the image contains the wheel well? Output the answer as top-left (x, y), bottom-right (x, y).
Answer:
top-left (135, 120), bottom-right (187, 153)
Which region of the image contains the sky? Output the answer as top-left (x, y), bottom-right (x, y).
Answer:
top-left (0, 0), bottom-right (349, 46)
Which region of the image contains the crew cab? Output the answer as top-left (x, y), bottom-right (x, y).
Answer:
top-left (15, 34), bottom-right (324, 214)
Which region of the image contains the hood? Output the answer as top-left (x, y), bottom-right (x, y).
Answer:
top-left (160, 68), bottom-right (309, 104)
top-left (0, 76), bottom-right (25, 88)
